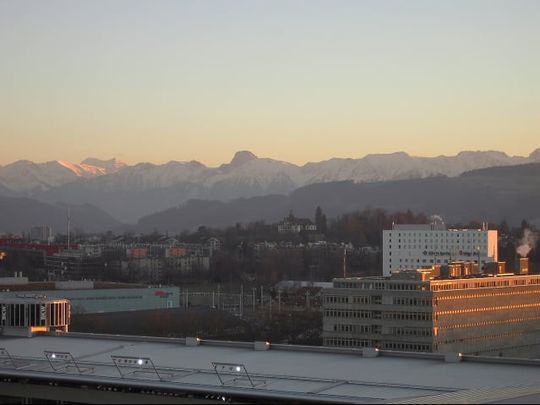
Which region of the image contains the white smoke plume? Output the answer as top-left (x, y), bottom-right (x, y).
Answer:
top-left (517, 229), bottom-right (539, 257)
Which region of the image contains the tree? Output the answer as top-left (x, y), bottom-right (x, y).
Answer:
top-left (314, 206), bottom-right (328, 235)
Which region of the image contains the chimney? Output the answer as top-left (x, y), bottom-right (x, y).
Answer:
top-left (520, 257), bottom-right (529, 275)
top-left (448, 263), bottom-right (462, 278)
top-left (498, 262), bottom-right (506, 274)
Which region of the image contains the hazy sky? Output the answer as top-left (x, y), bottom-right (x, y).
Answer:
top-left (1, 0), bottom-right (539, 166)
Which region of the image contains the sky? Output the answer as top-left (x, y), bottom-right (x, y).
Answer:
top-left (0, 0), bottom-right (539, 167)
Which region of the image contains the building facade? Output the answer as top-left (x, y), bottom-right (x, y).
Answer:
top-left (382, 222), bottom-right (498, 276)
top-left (323, 262), bottom-right (540, 357)
top-left (0, 286), bottom-right (179, 315)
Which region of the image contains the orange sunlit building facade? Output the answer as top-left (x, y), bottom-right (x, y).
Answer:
top-left (323, 260), bottom-right (540, 357)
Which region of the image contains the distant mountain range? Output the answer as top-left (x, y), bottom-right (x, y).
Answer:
top-left (137, 163), bottom-right (540, 233)
top-left (0, 158), bottom-right (127, 192)
top-left (1, 149), bottom-right (539, 223)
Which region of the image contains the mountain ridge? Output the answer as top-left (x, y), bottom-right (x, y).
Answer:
top-left (137, 163), bottom-right (540, 233)
top-left (1, 149), bottom-right (539, 222)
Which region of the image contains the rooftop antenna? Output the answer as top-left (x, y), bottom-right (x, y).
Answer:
top-left (67, 206), bottom-right (71, 251)
top-left (343, 247), bottom-right (347, 278)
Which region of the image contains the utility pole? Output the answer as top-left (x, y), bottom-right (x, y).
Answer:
top-left (252, 288), bottom-right (256, 312)
top-left (240, 284), bottom-right (244, 317)
top-left (278, 289), bottom-right (281, 312)
top-left (260, 286), bottom-right (263, 309)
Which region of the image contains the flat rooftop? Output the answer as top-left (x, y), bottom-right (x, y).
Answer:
top-left (3, 333), bottom-right (540, 403)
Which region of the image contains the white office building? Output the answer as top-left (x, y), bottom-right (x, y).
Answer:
top-left (382, 222), bottom-right (497, 276)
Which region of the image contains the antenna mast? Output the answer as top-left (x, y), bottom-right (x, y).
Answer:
top-left (343, 247), bottom-right (347, 278)
top-left (67, 207), bottom-right (71, 250)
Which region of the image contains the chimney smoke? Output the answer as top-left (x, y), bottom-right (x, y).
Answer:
top-left (517, 229), bottom-right (539, 258)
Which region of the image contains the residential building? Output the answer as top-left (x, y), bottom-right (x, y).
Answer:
top-left (278, 215), bottom-right (317, 233)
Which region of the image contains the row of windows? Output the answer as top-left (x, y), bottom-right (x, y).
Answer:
top-left (383, 311), bottom-right (432, 321)
top-left (324, 310), bottom-right (372, 319)
top-left (323, 310), bottom-right (432, 321)
top-left (435, 302), bottom-right (540, 316)
top-left (325, 296), bottom-right (430, 308)
top-left (392, 327), bottom-right (433, 337)
top-left (388, 231), bottom-right (487, 238)
top-left (333, 282), bottom-right (425, 291)
top-left (393, 297), bottom-right (431, 306)
top-left (383, 342), bottom-right (432, 352)
top-left (325, 296), bottom-right (349, 304)
top-left (332, 324), bottom-right (373, 334)
top-left (324, 296), bottom-right (374, 304)
top-left (436, 315), bottom-right (540, 331)
top-left (435, 288), bottom-right (540, 301)
top-left (324, 338), bottom-right (371, 348)
top-left (331, 324), bottom-right (432, 337)
top-left (430, 277), bottom-right (540, 291)
top-left (400, 258), bottom-right (446, 263)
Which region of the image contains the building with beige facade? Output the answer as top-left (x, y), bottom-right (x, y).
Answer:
top-left (323, 259), bottom-right (540, 357)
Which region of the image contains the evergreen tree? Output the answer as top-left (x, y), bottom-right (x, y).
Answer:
top-left (314, 206), bottom-right (328, 234)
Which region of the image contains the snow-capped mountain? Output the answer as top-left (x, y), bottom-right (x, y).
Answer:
top-left (1, 149), bottom-right (539, 222)
top-left (300, 150), bottom-right (533, 184)
top-left (0, 158), bottom-right (127, 192)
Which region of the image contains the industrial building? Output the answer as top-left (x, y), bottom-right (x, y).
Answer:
top-left (0, 280), bottom-right (179, 314)
top-left (382, 221), bottom-right (498, 276)
top-left (323, 258), bottom-right (540, 357)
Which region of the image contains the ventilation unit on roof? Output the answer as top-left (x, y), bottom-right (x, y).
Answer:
top-left (0, 297), bottom-right (70, 338)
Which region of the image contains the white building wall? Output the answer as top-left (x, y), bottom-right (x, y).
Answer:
top-left (382, 225), bottom-right (497, 276)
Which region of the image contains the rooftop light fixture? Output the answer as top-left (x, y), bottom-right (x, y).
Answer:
top-left (0, 348), bottom-right (17, 369)
top-left (211, 362), bottom-right (265, 388)
top-left (44, 351), bottom-right (93, 374)
top-left (111, 355), bottom-right (175, 381)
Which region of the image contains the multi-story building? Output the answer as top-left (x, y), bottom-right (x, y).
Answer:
top-left (323, 259), bottom-right (540, 357)
top-left (382, 221), bottom-right (498, 276)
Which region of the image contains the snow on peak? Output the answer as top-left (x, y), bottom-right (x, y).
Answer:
top-left (81, 158), bottom-right (127, 173)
